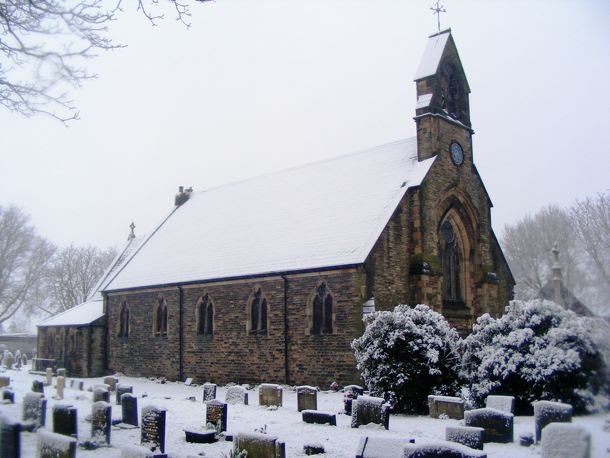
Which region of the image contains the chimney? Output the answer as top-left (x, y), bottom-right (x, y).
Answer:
top-left (174, 186), bottom-right (193, 207)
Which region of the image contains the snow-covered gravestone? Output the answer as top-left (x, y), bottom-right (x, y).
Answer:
top-left (485, 395), bottom-right (515, 414)
top-left (141, 406), bottom-right (167, 454)
top-left (355, 437), bottom-right (414, 458)
top-left (93, 385), bottom-right (110, 403)
top-left (428, 395), bottom-right (465, 420)
top-left (0, 414), bottom-right (21, 458)
top-left (52, 404), bottom-right (78, 438)
top-left (259, 384), bottom-right (282, 407)
top-left (225, 386), bottom-right (248, 405)
top-left (57, 368), bottom-right (66, 378)
top-left (37, 430), bottom-right (77, 458)
top-left (302, 410), bottom-right (336, 426)
top-left (2, 351), bottom-right (14, 369)
top-left (234, 431), bottom-right (286, 458)
top-left (202, 383), bottom-right (217, 402)
top-left (351, 395), bottom-right (390, 430)
top-left (541, 423), bottom-right (590, 458)
top-left (56, 376), bottom-right (65, 400)
top-left (91, 401), bottom-right (112, 445)
top-left (403, 441), bottom-right (487, 458)
top-left (45, 368), bottom-right (53, 386)
top-left (103, 376), bottom-right (118, 392)
top-left (3, 388), bottom-right (15, 404)
top-left (446, 426), bottom-right (485, 450)
top-left (343, 385), bottom-right (363, 415)
top-left (297, 386), bottom-right (317, 412)
top-left (22, 392), bottom-right (47, 430)
top-left (116, 384), bottom-right (133, 405)
top-left (206, 400), bottom-right (228, 433)
top-left (464, 408), bottom-right (513, 443)
top-left (533, 400), bottom-right (573, 443)
top-left (0, 376), bottom-right (9, 388)
top-left (121, 393), bottom-right (139, 427)
top-left (32, 380), bottom-right (44, 394)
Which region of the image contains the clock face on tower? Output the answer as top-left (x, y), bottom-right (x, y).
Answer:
top-left (450, 142), bottom-right (464, 166)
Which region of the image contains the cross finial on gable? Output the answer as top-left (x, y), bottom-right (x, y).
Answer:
top-left (430, 1), bottom-right (446, 32)
top-left (128, 222), bottom-right (136, 241)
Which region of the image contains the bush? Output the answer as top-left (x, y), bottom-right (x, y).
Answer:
top-left (351, 304), bottom-right (460, 414)
top-left (460, 300), bottom-right (607, 414)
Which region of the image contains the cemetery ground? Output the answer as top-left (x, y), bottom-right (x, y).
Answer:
top-left (1, 365), bottom-right (609, 457)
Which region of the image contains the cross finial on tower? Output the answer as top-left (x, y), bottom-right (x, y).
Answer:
top-left (430, 1), bottom-right (446, 32)
top-left (128, 222), bottom-right (136, 241)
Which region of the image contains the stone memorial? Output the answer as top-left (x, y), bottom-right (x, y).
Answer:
top-left (541, 423), bottom-right (590, 458)
top-left (45, 368), bottom-right (53, 386)
top-left (57, 368), bottom-right (66, 378)
top-left (302, 410), bottom-right (336, 426)
top-left (202, 383), bottom-right (217, 402)
top-left (350, 395), bottom-right (390, 430)
top-left (403, 441), bottom-right (487, 458)
top-left (103, 376), bottom-right (118, 391)
top-left (343, 385), bottom-right (363, 415)
top-left (234, 431), bottom-right (286, 458)
top-left (32, 380), bottom-right (44, 394)
top-left (37, 430), bottom-right (77, 458)
top-left (93, 386), bottom-right (110, 403)
top-left (121, 393), bottom-right (139, 427)
top-left (297, 386), bottom-right (317, 412)
top-left (52, 403), bottom-right (78, 438)
top-left (0, 414), bottom-right (21, 458)
top-left (304, 443), bottom-right (325, 455)
top-left (141, 405), bottom-right (167, 453)
top-left (519, 432), bottom-right (534, 447)
top-left (259, 383), bottom-right (282, 407)
top-left (116, 384), bottom-right (134, 405)
top-left (428, 395), bottom-right (465, 420)
top-left (485, 395), bottom-right (515, 414)
top-left (184, 429), bottom-right (216, 444)
top-left (2, 352), bottom-right (15, 369)
top-left (91, 401), bottom-right (112, 445)
top-left (78, 381), bottom-right (84, 391)
top-left (0, 376), bottom-right (9, 388)
top-left (206, 399), bottom-right (228, 432)
top-left (22, 392), bottom-right (47, 429)
top-left (446, 425), bottom-right (485, 450)
top-left (464, 408), bottom-right (513, 443)
top-left (56, 376), bottom-right (65, 399)
top-left (3, 388), bottom-right (15, 404)
top-left (355, 437), bottom-right (414, 458)
top-left (533, 400), bottom-right (573, 442)
top-left (226, 386), bottom-right (248, 405)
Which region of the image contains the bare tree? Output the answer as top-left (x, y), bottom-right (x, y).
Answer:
top-left (0, 0), bottom-right (211, 122)
top-left (0, 205), bottom-right (55, 326)
top-left (42, 244), bottom-right (117, 314)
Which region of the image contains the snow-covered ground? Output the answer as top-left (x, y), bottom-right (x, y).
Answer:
top-left (1, 366), bottom-right (608, 457)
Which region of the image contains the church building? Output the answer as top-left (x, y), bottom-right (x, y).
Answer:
top-left (100, 30), bottom-right (514, 387)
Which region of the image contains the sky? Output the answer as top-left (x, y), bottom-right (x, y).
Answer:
top-left (1, 0), bottom-right (609, 250)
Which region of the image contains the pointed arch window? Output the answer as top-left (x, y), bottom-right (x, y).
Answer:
top-left (440, 220), bottom-right (463, 306)
top-left (248, 287), bottom-right (268, 336)
top-left (119, 301), bottom-right (130, 338)
top-left (155, 297), bottom-right (168, 336)
top-left (197, 293), bottom-right (214, 336)
top-left (311, 282), bottom-right (334, 335)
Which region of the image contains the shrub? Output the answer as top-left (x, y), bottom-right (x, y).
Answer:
top-left (351, 304), bottom-right (461, 414)
top-left (460, 300), bottom-right (607, 414)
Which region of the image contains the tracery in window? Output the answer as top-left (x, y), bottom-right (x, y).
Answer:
top-left (311, 282), bottom-right (334, 335)
top-left (249, 287), bottom-right (268, 336)
top-left (155, 297), bottom-right (168, 335)
top-left (119, 301), bottom-right (130, 337)
top-left (197, 293), bottom-right (214, 336)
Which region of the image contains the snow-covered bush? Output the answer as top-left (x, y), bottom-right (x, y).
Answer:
top-left (351, 304), bottom-right (461, 414)
top-left (460, 300), bottom-right (607, 414)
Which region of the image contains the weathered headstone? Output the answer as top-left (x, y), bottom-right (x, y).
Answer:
top-left (77, 381), bottom-right (84, 391)
top-left (464, 408), bottom-right (513, 443)
top-left (56, 376), bottom-right (65, 400)
top-left (0, 414), bottom-right (21, 458)
top-left (0, 376), bottom-right (10, 388)
top-left (184, 429), bottom-right (216, 444)
top-left (121, 393), bottom-right (139, 427)
top-left (302, 410), bottom-right (336, 426)
top-left (93, 386), bottom-right (110, 403)
top-left (541, 423), bottom-right (590, 458)
top-left (234, 432), bottom-right (286, 458)
top-left (259, 383), bottom-right (282, 407)
top-left (356, 437), bottom-right (414, 458)
top-left (206, 400), bottom-right (228, 432)
top-left (31, 380), bottom-right (44, 394)
top-left (304, 443), bottom-right (325, 455)
top-left (446, 425), bottom-right (485, 450)
top-left (297, 386), bottom-right (317, 412)
top-left (2, 388), bottom-right (15, 404)
top-left (21, 355), bottom-right (27, 367)
top-left (91, 401), bottom-right (112, 445)
top-left (202, 383), bottom-right (217, 402)
top-left (533, 400), bottom-right (573, 442)
top-left (2, 352), bottom-right (15, 369)
top-left (226, 386), bottom-right (248, 405)
top-left (428, 395), bottom-right (465, 420)
top-left (519, 432), bottom-right (534, 447)
top-left (37, 430), bottom-right (77, 458)
top-left (103, 376), bottom-right (118, 391)
top-left (57, 368), bottom-right (66, 378)
top-left (116, 384), bottom-right (133, 405)
top-left (351, 395), bottom-right (390, 430)
top-left (141, 406), bottom-right (166, 453)
top-left (403, 441), bottom-right (487, 458)
top-left (22, 392), bottom-right (47, 429)
top-left (343, 385), bottom-right (363, 415)
top-left (485, 395), bottom-right (515, 414)
top-left (45, 368), bottom-right (53, 386)
top-left (52, 404), bottom-right (78, 438)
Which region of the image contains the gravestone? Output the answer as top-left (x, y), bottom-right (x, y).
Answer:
top-left (446, 425), bottom-right (485, 450)
top-left (56, 376), bottom-right (65, 399)
top-left (343, 385), bottom-right (363, 415)
top-left (93, 386), bottom-right (110, 403)
top-left (78, 381), bottom-right (84, 391)
top-left (350, 395), bottom-right (390, 430)
top-left (103, 376), bottom-right (118, 391)
top-left (22, 392), bottom-right (47, 429)
top-left (2, 352), bottom-right (14, 369)
top-left (0, 376), bottom-right (9, 388)
top-left (57, 368), bottom-right (66, 378)
top-left (37, 430), bottom-right (77, 458)
top-left (356, 437), bottom-right (415, 458)
top-left (69, 380), bottom-right (75, 389)
top-left (259, 384), bottom-right (282, 407)
top-left (302, 410), bottom-right (336, 426)
top-left (121, 393), bottom-right (139, 427)
top-left (304, 443), bottom-right (325, 455)
top-left (234, 432), bottom-right (286, 458)
top-left (297, 386), bottom-right (317, 412)
top-left (428, 395), bottom-right (465, 420)
top-left (206, 400), bottom-right (228, 432)
top-left (519, 432), bottom-right (534, 447)
top-left (541, 423), bottom-right (590, 458)
top-left (91, 401), bottom-right (112, 445)
top-left (32, 380), bottom-right (44, 394)
top-left (141, 405), bottom-right (166, 453)
top-left (52, 404), bottom-right (78, 438)
top-left (464, 408), bottom-right (513, 443)
top-left (3, 388), bottom-right (15, 404)
top-left (533, 400), bottom-right (573, 442)
top-left (485, 395), bottom-right (515, 414)
top-left (21, 355), bottom-right (27, 367)
top-left (116, 384), bottom-right (133, 405)
top-left (45, 368), bottom-right (53, 386)
top-left (184, 429), bottom-right (216, 444)
top-left (0, 414), bottom-right (21, 458)
top-left (403, 441), bottom-right (487, 458)
top-left (226, 386), bottom-right (248, 405)
top-left (202, 383), bottom-right (217, 402)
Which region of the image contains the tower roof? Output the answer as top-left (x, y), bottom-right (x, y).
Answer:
top-left (414, 29), bottom-right (452, 81)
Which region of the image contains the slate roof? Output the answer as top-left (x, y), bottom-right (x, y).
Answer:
top-left (104, 137), bottom-right (435, 292)
top-left (414, 29), bottom-right (451, 81)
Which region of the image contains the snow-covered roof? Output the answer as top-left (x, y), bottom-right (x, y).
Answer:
top-left (414, 29), bottom-right (451, 81)
top-left (38, 298), bottom-right (104, 327)
top-left (105, 137), bottom-right (434, 291)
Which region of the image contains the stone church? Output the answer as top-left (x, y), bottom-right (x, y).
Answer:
top-left (53, 30), bottom-right (515, 387)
